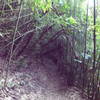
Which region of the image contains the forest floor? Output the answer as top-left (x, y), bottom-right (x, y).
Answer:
top-left (0, 56), bottom-right (87, 100)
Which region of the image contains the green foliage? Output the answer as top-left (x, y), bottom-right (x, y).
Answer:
top-left (66, 16), bottom-right (77, 25)
top-left (96, 25), bottom-right (100, 32)
top-left (0, 0), bottom-right (100, 99)
top-left (23, 0), bottom-right (52, 13)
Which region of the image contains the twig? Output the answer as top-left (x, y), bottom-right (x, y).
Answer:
top-left (4, 0), bottom-right (23, 87)
top-left (0, 29), bottom-right (35, 50)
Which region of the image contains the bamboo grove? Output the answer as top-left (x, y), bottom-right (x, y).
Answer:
top-left (0, 0), bottom-right (100, 100)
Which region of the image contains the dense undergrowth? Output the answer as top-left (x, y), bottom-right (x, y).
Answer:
top-left (0, 0), bottom-right (100, 100)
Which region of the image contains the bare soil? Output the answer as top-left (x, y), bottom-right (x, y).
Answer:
top-left (0, 56), bottom-right (87, 100)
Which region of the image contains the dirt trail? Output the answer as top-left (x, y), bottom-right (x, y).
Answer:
top-left (0, 56), bottom-right (87, 100)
